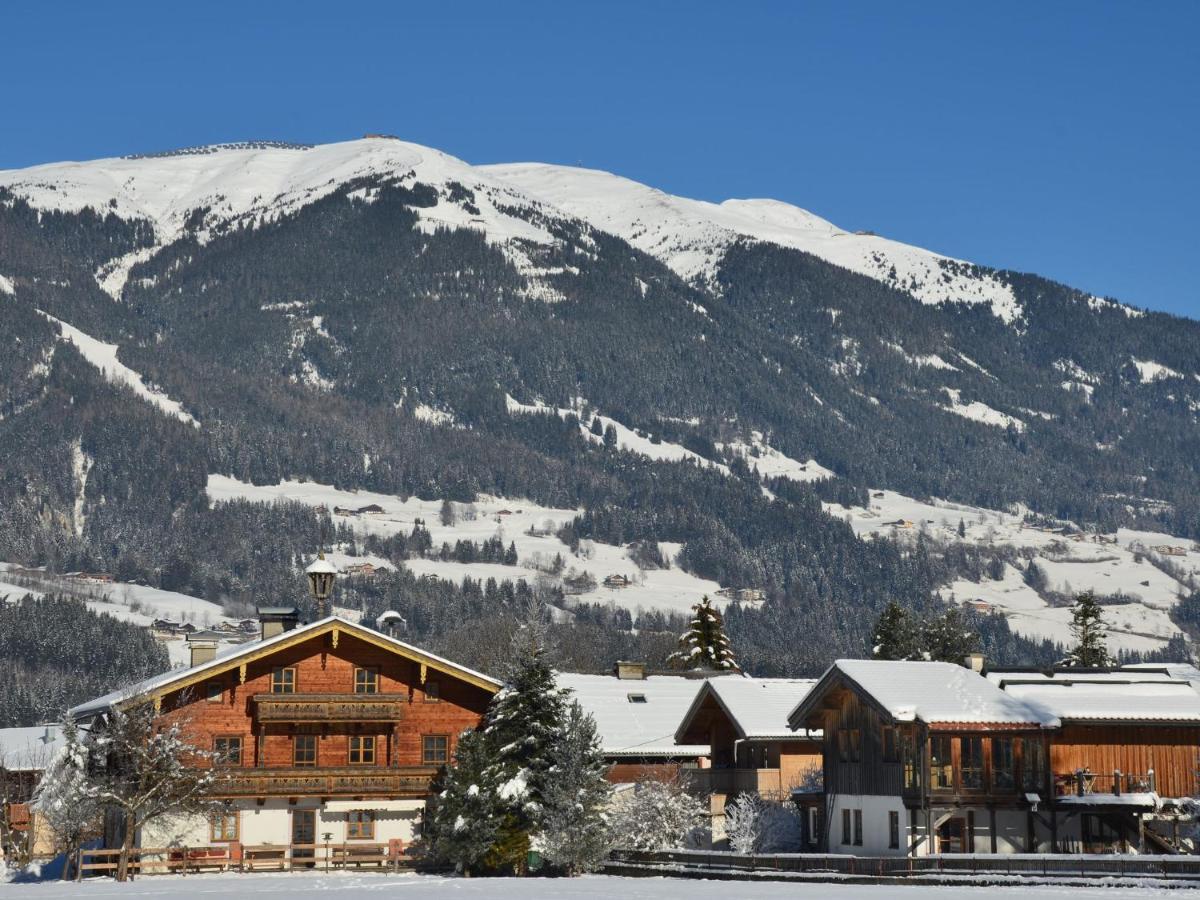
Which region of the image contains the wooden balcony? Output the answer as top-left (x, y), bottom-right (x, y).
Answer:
top-left (214, 766), bottom-right (439, 797)
top-left (690, 768), bottom-right (789, 798)
top-left (252, 693), bottom-right (406, 723)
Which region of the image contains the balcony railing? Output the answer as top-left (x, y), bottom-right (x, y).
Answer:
top-left (689, 768), bottom-right (789, 798)
top-left (1054, 769), bottom-right (1156, 797)
top-left (252, 693), bottom-right (406, 723)
top-left (214, 766), bottom-right (439, 797)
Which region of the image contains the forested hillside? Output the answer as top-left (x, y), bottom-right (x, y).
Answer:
top-left (0, 138), bottom-right (1197, 707)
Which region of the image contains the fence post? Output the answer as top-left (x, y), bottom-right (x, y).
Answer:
top-left (74, 848), bottom-right (83, 882)
top-left (1148, 769), bottom-right (1156, 793)
top-left (1113, 769), bottom-right (1121, 797)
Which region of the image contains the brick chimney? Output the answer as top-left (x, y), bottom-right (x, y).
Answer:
top-left (614, 660), bottom-right (647, 680)
top-left (257, 606), bottom-right (300, 641)
top-left (188, 637), bottom-right (217, 667)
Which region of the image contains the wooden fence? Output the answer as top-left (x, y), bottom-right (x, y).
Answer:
top-left (76, 841), bottom-right (415, 878)
top-left (607, 849), bottom-right (1200, 881)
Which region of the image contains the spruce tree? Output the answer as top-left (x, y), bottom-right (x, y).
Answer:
top-left (1065, 591), bottom-right (1113, 667)
top-left (921, 608), bottom-right (981, 663)
top-left (669, 596), bottom-right (737, 671)
top-left (482, 616), bottom-right (569, 869)
top-left (872, 601), bottom-right (917, 660)
top-left (539, 701), bottom-right (613, 874)
top-left (425, 729), bottom-right (502, 876)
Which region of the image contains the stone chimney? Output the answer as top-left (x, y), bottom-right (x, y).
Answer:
top-left (964, 652), bottom-right (985, 674)
top-left (615, 660), bottom-right (647, 680)
top-left (257, 606), bottom-right (300, 641)
top-left (188, 637), bottom-right (217, 667)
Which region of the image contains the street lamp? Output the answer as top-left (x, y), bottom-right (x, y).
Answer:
top-left (306, 552), bottom-right (337, 620)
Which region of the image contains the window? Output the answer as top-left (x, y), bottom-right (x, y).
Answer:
top-left (807, 808), bottom-right (820, 846)
top-left (841, 808), bottom-right (852, 845)
top-left (853, 809), bottom-right (863, 846)
top-left (206, 682), bottom-right (224, 703)
top-left (354, 668), bottom-right (379, 694)
top-left (349, 735), bottom-right (376, 765)
top-left (1022, 738), bottom-right (1045, 791)
top-left (294, 734), bottom-right (317, 767)
top-left (961, 736), bottom-right (984, 790)
top-left (271, 667), bottom-right (296, 694)
top-left (992, 737), bottom-right (1015, 791)
top-left (210, 811), bottom-right (238, 842)
top-left (346, 810), bottom-right (375, 840)
top-left (929, 735), bottom-right (953, 790)
top-left (901, 733), bottom-right (921, 790)
top-left (422, 735), bottom-right (448, 765)
top-left (888, 810), bottom-right (900, 850)
top-left (882, 727), bottom-right (899, 763)
top-left (626, 692), bottom-right (647, 704)
top-left (424, 681), bottom-right (440, 702)
top-left (213, 736), bottom-right (243, 766)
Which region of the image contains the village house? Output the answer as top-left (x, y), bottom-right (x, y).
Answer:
top-left (602, 574), bottom-right (632, 589)
top-left (787, 659), bottom-right (1057, 856)
top-left (987, 665), bottom-right (1200, 853)
top-left (674, 677), bottom-right (822, 846)
top-left (0, 725), bottom-right (66, 861)
top-left (69, 612), bottom-right (500, 857)
top-left (558, 663), bottom-right (711, 784)
top-left (340, 562), bottom-right (379, 578)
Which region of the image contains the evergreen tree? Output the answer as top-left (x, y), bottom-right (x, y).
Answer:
top-left (921, 608), bottom-right (981, 663)
top-left (872, 601), bottom-right (917, 660)
top-left (603, 423), bottom-right (618, 448)
top-left (425, 729), bottom-right (502, 876)
top-left (1065, 591), bottom-right (1113, 667)
top-left (669, 596), bottom-right (737, 670)
top-left (957, 518), bottom-right (967, 538)
top-left (539, 701), bottom-right (613, 875)
top-left (481, 616), bottom-right (569, 868)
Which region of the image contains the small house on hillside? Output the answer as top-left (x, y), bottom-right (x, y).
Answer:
top-left (603, 574), bottom-right (632, 589)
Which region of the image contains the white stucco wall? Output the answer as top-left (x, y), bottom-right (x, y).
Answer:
top-left (829, 795), bottom-right (908, 855)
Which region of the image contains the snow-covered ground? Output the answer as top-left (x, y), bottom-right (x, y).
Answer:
top-left (207, 475), bottom-right (725, 617)
top-left (0, 871), bottom-right (1188, 899)
top-left (825, 491), bottom-right (1196, 653)
top-left (35, 311), bottom-right (197, 426)
top-left (0, 565), bottom-right (234, 666)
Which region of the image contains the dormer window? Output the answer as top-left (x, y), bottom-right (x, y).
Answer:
top-left (627, 693), bottom-right (647, 704)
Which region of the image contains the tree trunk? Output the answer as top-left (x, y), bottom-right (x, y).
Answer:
top-left (116, 815), bottom-right (136, 882)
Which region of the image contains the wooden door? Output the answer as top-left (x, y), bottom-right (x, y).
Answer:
top-left (292, 809), bottom-right (316, 861)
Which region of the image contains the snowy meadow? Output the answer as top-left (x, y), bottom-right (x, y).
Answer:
top-left (0, 873), bottom-right (1194, 899)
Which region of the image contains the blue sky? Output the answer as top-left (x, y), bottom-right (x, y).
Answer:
top-left (2, 1), bottom-right (1197, 316)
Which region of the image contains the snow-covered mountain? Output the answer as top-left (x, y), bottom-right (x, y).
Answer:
top-left (3, 137), bottom-right (1044, 322)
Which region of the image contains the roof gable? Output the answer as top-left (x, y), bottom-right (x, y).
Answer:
top-left (676, 677), bottom-right (819, 742)
top-left (70, 616), bottom-right (501, 718)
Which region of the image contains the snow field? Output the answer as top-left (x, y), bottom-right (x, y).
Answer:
top-left (826, 492), bottom-right (1193, 653)
top-left (0, 870), bottom-right (1187, 898)
top-left (206, 475), bottom-right (725, 616)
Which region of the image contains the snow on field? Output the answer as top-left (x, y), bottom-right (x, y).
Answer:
top-left (941, 388), bottom-right (1025, 432)
top-left (506, 395), bottom-right (728, 474)
top-left (36, 311), bottom-right (197, 426)
top-left (1132, 359), bottom-right (1186, 383)
top-left (206, 475), bottom-right (724, 617)
top-left (826, 491), bottom-right (1192, 653)
top-left (484, 163), bottom-right (1024, 323)
top-left (717, 432), bottom-right (834, 483)
top-left (0, 274), bottom-right (14, 295)
top-left (0, 871), bottom-right (1186, 898)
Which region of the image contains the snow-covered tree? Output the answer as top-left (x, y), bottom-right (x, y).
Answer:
top-left (424, 729), bottom-right (502, 876)
top-left (872, 602), bottom-right (917, 660)
top-left (539, 701), bottom-right (613, 874)
top-left (30, 721), bottom-right (100, 880)
top-left (86, 704), bottom-right (216, 881)
top-left (1065, 591), bottom-right (1113, 667)
top-left (723, 792), bottom-right (802, 854)
top-left (920, 608), bottom-right (980, 663)
top-left (481, 612), bottom-right (569, 869)
top-left (608, 777), bottom-right (705, 852)
top-left (669, 596), bottom-right (737, 671)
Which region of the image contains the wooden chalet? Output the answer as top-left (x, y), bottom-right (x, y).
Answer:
top-left (69, 613), bottom-right (500, 854)
top-left (675, 677), bottom-right (822, 847)
top-left (788, 659), bottom-right (1056, 856)
top-left (0, 725), bottom-right (66, 860)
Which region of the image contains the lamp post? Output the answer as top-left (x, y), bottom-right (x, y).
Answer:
top-left (306, 552), bottom-right (337, 620)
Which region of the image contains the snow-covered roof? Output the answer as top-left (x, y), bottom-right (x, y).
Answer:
top-left (69, 616), bottom-right (501, 719)
top-left (989, 669), bottom-right (1200, 723)
top-left (789, 660), bottom-right (1058, 729)
top-left (0, 725), bottom-right (64, 772)
top-left (557, 673), bottom-right (710, 758)
top-left (676, 676), bottom-right (820, 742)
